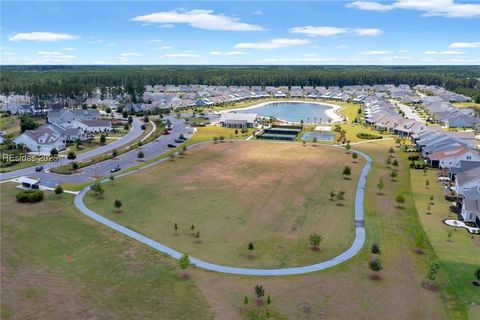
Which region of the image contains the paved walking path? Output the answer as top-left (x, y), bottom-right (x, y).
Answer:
top-left (74, 142), bottom-right (372, 276)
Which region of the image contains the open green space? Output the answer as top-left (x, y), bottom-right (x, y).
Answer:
top-left (0, 183), bottom-right (212, 320)
top-left (85, 141), bottom-right (362, 268)
top-left (410, 168), bottom-right (480, 320)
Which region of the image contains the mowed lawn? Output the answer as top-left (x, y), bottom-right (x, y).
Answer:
top-left (85, 141), bottom-right (363, 268)
top-left (0, 184), bottom-right (212, 320)
top-left (410, 169), bottom-right (480, 319)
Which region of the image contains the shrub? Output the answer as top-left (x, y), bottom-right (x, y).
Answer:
top-left (369, 258), bottom-right (383, 272)
top-left (371, 243), bottom-right (381, 254)
top-left (67, 151), bottom-right (76, 160)
top-left (16, 189), bottom-right (44, 203)
top-left (54, 185), bottom-right (64, 194)
top-left (356, 133), bottom-right (382, 140)
top-left (141, 124), bottom-right (146, 130)
top-left (72, 162), bottom-right (79, 170)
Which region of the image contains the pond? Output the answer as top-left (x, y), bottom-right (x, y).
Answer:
top-left (236, 102), bottom-right (334, 123)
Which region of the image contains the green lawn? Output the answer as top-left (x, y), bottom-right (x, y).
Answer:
top-left (85, 141), bottom-right (362, 268)
top-left (410, 168), bottom-right (480, 319)
top-left (0, 183), bottom-right (213, 320)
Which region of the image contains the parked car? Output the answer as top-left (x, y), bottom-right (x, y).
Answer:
top-left (110, 165), bottom-right (121, 172)
top-left (35, 166), bottom-right (43, 172)
top-left (167, 144), bottom-right (176, 148)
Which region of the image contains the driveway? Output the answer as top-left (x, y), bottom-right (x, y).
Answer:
top-left (74, 142), bottom-right (372, 276)
top-left (1, 116), bottom-right (192, 185)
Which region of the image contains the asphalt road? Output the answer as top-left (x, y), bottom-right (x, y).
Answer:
top-left (74, 143), bottom-right (372, 276)
top-left (0, 117), bottom-right (143, 181)
top-left (1, 116), bottom-right (192, 186)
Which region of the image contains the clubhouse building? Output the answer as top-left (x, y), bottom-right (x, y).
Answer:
top-left (219, 113), bottom-right (258, 128)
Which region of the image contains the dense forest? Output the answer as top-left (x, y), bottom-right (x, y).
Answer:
top-left (1, 65), bottom-right (479, 101)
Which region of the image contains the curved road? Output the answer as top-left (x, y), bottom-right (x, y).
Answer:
top-left (0, 118), bottom-right (144, 181)
top-left (0, 117), bottom-right (191, 185)
top-left (75, 141), bottom-right (372, 276)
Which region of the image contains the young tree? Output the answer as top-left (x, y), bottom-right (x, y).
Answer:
top-left (50, 148), bottom-right (59, 158)
top-left (213, 136), bottom-right (219, 144)
top-left (415, 232), bottom-right (426, 253)
top-left (169, 153), bottom-right (175, 161)
top-left (54, 185), bottom-right (64, 195)
top-left (352, 152), bottom-right (358, 161)
top-left (143, 115), bottom-right (149, 123)
top-left (392, 159), bottom-right (398, 166)
top-left (342, 166), bottom-right (351, 178)
top-left (345, 142), bottom-right (351, 153)
top-left (196, 231), bottom-right (200, 239)
top-left (72, 162), bottom-right (79, 170)
top-left (369, 257), bottom-right (383, 272)
top-left (90, 182), bottom-right (104, 195)
top-left (309, 233), bottom-right (323, 250)
top-left (137, 150), bottom-right (144, 159)
top-left (267, 295), bottom-right (272, 305)
top-left (390, 170), bottom-right (398, 180)
top-left (377, 178), bottom-right (384, 194)
top-left (235, 129), bottom-right (239, 135)
top-left (386, 157), bottom-right (392, 165)
top-left (112, 149), bottom-right (118, 157)
top-left (336, 190), bottom-right (346, 201)
top-left (425, 180), bottom-right (430, 188)
top-left (330, 190), bottom-right (336, 201)
top-left (389, 146), bottom-right (395, 154)
top-left (190, 224), bottom-right (195, 233)
top-left (474, 268), bottom-right (480, 286)
top-left (128, 115), bottom-right (133, 124)
top-left (426, 260), bottom-right (440, 284)
top-left (243, 296), bottom-right (249, 305)
top-left (430, 195), bottom-right (434, 204)
top-left (179, 253), bottom-right (191, 275)
top-left (114, 199), bottom-right (122, 212)
top-left (395, 194), bottom-right (405, 207)
top-left (312, 136), bottom-right (318, 144)
top-left (254, 284), bottom-right (265, 300)
top-left (100, 134), bottom-right (106, 144)
top-left (67, 151), bottom-right (76, 160)
top-left (371, 243), bottom-right (381, 254)
top-left (174, 223), bottom-right (178, 234)
top-left (109, 175), bottom-right (115, 184)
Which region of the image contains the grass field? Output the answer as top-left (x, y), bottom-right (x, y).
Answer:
top-left (410, 168), bottom-right (480, 319)
top-left (0, 183), bottom-right (213, 320)
top-left (85, 141), bottom-right (362, 268)
top-left (188, 140), bottom-right (451, 319)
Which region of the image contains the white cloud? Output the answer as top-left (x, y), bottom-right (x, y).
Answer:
top-left (424, 50), bottom-right (464, 55)
top-left (209, 51), bottom-right (248, 56)
top-left (9, 32), bottom-right (78, 42)
top-left (37, 51), bottom-right (75, 62)
top-left (88, 40), bottom-right (103, 44)
top-left (234, 38), bottom-right (311, 50)
top-left (63, 47), bottom-right (76, 51)
top-left (289, 26), bottom-right (348, 37)
top-left (336, 45), bottom-right (348, 49)
top-left (449, 42), bottom-right (480, 48)
top-left (346, 1), bottom-right (394, 12)
top-left (120, 52), bottom-right (142, 57)
top-left (162, 52), bottom-right (200, 58)
top-left (132, 9), bottom-right (265, 31)
top-left (346, 0), bottom-right (480, 18)
top-left (353, 28), bottom-right (383, 36)
top-left (360, 50), bottom-right (393, 55)
top-left (253, 10), bottom-right (263, 16)
top-left (289, 25), bottom-right (382, 37)
top-left (157, 24), bottom-right (175, 29)
top-left (156, 46), bottom-right (173, 50)
top-left (147, 39), bottom-right (163, 43)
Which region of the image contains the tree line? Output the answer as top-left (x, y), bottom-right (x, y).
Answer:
top-left (1, 65), bottom-right (479, 102)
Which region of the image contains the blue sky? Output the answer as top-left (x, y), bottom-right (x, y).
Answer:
top-left (1, 0), bottom-right (479, 65)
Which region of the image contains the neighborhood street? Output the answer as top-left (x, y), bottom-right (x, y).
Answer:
top-left (1, 116), bottom-right (191, 185)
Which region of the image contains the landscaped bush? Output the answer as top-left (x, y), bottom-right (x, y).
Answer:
top-left (16, 189), bottom-right (44, 203)
top-left (356, 133), bottom-right (383, 140)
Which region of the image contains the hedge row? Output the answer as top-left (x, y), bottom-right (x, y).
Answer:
top-left (356, 133), bottom-right (383, 140)
top-left (16, 189), bottom-right (44, 203)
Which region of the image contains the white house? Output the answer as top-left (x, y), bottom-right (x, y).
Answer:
top-left (219, 113), bottom-right (257, 128)
top-left (455, 167), bottom-right (480, 225)
top-left (14, 127), bottom-right (65, 154)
